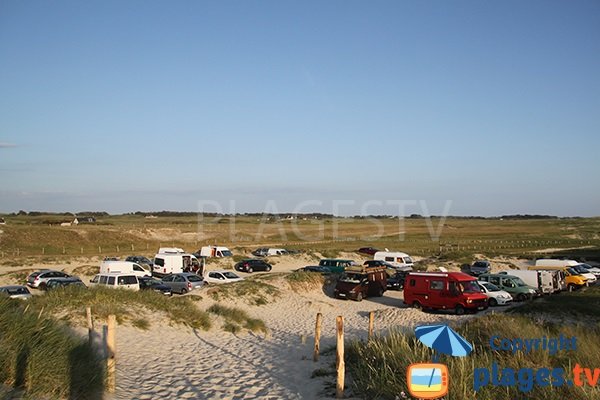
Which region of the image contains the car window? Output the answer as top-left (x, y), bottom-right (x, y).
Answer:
top-left (174, 276), bottom-right (185, 282)
top-left (107, 276), bottom-right (115, 285)
top-left (385, 257), bottom-right (394, 262)
top-left (99, 275), bottom-right (108, 284)
top-left (489, 277), bottom-right (500, 286)
top-left (163, 276), bottom-right (173, 282)
top-left (187, 275), bottom-right (202, 282)
top-left (119, 276), bottom-right (137, 285)
top-left (154, 258), bottom-right (165, 267)
top-left (429, 280), bottom-right (444, 290)
top-left (133, 264), bottom-right (144, 272)
top-left (223, 272), bottom-right (238, 279)
top-left (409, 279), bottom-right (416, 287)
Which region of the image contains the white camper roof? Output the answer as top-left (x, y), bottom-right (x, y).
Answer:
top-left (158, 247), bottom-right (185, 254)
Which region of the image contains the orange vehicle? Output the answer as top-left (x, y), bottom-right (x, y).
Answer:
top-left (403, 272), bottom-right (488, 315)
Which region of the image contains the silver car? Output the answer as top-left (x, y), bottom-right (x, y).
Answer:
top-left (161, 273), bottom-right (204, 294)
top-left (27, 270), bottom-right (72, 289)
top-left (0, 285), bottom-right (32, 300)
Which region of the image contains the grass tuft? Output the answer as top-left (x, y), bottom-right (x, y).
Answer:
top-left (208, 304), bottom-right (268, 334)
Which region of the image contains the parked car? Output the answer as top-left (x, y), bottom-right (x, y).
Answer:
top-left (469, 260), bottom-right (492, 276)
top-left (45, 277), bottom-right (86, 290)
top-left (27, 270), bottom-right (72, 289)
top-left (252, 248), bottom-right (288, 257)
top-left (161, 273), bottom-right (204, 294)
top-left (0, 285), bottom-right (32, 300)
top-left (403, 272), bottom-right (489, 314)
top-left (204, 270), bottom-right (244, 284)
top-left (125, 255), bottom-right (154, 269)
top-left (89, 273), bottom-right (140, 291)
top-left (357, 247), bottom-right (379, 255)
top-left (476, 281), bottom-right (512, 306)
top-left (478, 273), bottom-right (538, 301)
top-left (251, 248), bottom-right (269, 257)
top-left (138, 276), bottom-right (172, 296)
top-left (387, 271), bottom-right (408, 290)
top-left (234, 259), bottom-right (272, 273)
top-left (334, 265), bottom-right (387, 301)
top-left (297, 266), bottom-right (332, 274)
top-left (318, 259), bottom-right (358, 274)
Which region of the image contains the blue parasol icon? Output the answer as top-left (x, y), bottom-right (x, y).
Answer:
top-left (415, 324), bottom-right (473, 358)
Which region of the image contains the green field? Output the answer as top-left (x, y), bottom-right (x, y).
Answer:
top-left (0, 214), bottom-right (599, 263)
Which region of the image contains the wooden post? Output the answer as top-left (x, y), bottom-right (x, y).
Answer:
top-left (107, 315), bottom-right (116, 392)
top-left (81, 247), bottom-right (83, 254)
top-left (116, 245), bottom-right (120, 253)
top-left (336, 315), bottom-right (345, 399)
top-left (42, 247), bottom-right (45, 255)
top-left (313, 313), bottom-right (322, 361)
top-left (131, 244), bottom-right (134, 251)
top-left (368, 311), bottom-right (374, 340)
top-left (301, 334), bottom-right (307, 344)
top-left (86, 307), bottom-right (94, 345)
top-left (98, 246), bottom-right (102, 254)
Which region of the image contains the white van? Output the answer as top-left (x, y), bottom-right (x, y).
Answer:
top-left (89, 273), bottom-right (140, 291)
top-left (535, 259), bottom-right (597, 284)
top-left (199, 245), bottom-right (232, 258)
top-left (373, 251), bottom-right (414, 271)
top-left (153, 252), bottom-right (202, 277)
top-left (499, 270), bottom-right (554, 295)
top-left (100, 261), bottom-right (151, 278)
top-left (266, 248), bottom-right (287, 256)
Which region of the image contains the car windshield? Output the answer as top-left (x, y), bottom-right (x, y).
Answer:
top-left (403, 257), bottom-right (413, 264)
top-left (186, 275), bottom-right (202, 282)
top-left (566, 267), bottom-right (579, 275)
top-left (513, 277), bottom-right (528, 287)
top-left (221, 251), bottom-right (233, 257)
top-left (460, 281), bottom-right (480, 293)
top-left (573, 265), bottom-right (589, 274)
top-left (9, 287), bottom-right (30, 295)
top-left (482, 282), bottom-right (500, 292)
top-left (222, 272), bottom-right (239, 279)
top-left (339, 274), bottom-right (362, 284)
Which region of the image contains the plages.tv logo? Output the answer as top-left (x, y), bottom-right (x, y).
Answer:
top-left (407, 324), bottom-right (473, 399)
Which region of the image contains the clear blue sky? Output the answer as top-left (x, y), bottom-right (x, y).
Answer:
top-left (1, 1), bottom-right (599, 216)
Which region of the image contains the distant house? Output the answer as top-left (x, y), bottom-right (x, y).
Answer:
top-left (73, 216), bottom-right (96, 225)
top-left (60, 222), bottom-right (71, 227)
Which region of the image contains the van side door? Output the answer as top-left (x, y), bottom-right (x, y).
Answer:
top-left (428, 279), bottom-right (445, 307)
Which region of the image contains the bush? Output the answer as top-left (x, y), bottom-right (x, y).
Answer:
top-left (208, 304), bottom-right (267, 334)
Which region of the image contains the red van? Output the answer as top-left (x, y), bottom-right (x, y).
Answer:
top-left (403, 272), bottom-right (488, 315)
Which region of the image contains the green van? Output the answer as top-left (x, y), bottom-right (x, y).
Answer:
top-left (318, 259), bottom-right (358, 274)
top-left (478, 273), bottom-right (538, 301)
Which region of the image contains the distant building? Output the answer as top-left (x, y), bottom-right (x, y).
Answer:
top-left (73, 216), bottom-right (96, 225)
top-left (60, 222), bottom-right (71, 227)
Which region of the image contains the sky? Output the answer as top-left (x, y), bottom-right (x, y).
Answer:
top-left (1, 0), bottom-right (599, 216)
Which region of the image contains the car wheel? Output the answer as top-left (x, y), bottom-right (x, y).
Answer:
top-left (377, 287), bottom-right (384, 297)
top-left (247, 267), bottom-right (253, 273)
top-left (413, 301), bottom-right (422, 310)
top-left (489, 298), bottom-right (498, 307)
top-left (568, 284), bottom-right (576, 292)
top-left (356, 292), bottom-right (363, 302)
top-left (517, 293), bottom-right (526, 302)
top-left (267, 266), bottom-right (272, 271)
top-left (455, 305), bottom-right (465, 315)
top-left (181, 288), bottom-right (188, 295)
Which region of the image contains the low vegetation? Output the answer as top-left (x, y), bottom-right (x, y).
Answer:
top-left (0, 297), bottom-right (104, 399)
top-left (207, 279), bottom-right (280, 306)
top-left (28, 286), bottom-right (212, 330)
top-left (285, 270), bottom-right (328, 291)
top-left (208, 304), bottom-right (267, 334)
top-left (347, 286), bottom-right (600, 399)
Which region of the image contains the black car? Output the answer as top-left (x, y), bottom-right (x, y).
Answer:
top-left (357, 247), bottom-right (379, 256)
top-left (125, 255), bottom-right (154, 268)
top-left (139, 277), bottom-right (172, 296)
top-left (234, 259), bottom-right (272, 273)
top-left (45, 277), bottom-right (86, 290)
top-left (386, 272), bottom-right (408, 290)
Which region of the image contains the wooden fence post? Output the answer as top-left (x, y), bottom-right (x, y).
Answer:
top-left (368, 311), bottom-right (374, 340)
top-left (336, 315), bottom-right (345, 399)
top-left (314, 313), bottom-right (322, 362)
top-left (86, 307), bottom-right (94, 345)
top-left (107, 315), bottom-right (116, 392)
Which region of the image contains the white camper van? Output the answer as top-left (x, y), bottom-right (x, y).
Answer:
top-left (100, 261), bottom-right (151, 278)
top-left (199, 245), bottom-right (232, 258)
top-left (535, 259), bottom-right (597, 284)
top-left (153, 251), bottom-right (202, 277)
top-left (373, 251), bottom-right (414, 271)
top-left (89, 273), bottom-right (140, 291)
top-left (499, 270), bottom-right (553, 295)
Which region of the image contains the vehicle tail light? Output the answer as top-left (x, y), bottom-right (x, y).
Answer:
top-left (187, 282), bottom-right (192, 290)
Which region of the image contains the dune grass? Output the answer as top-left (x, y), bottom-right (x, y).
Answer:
top-left (0, 297), bottom-right (104, 399)
top-left (347, 287), bottom-right (600, 399)
top-left (207, 279), bottom-right (280, 306)
top-left (285, 270), bottom-right (328, 291)
top-left (28, 286), bottom-right (211, 330)
top-left (208, 304), bottom-right (267, 334)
